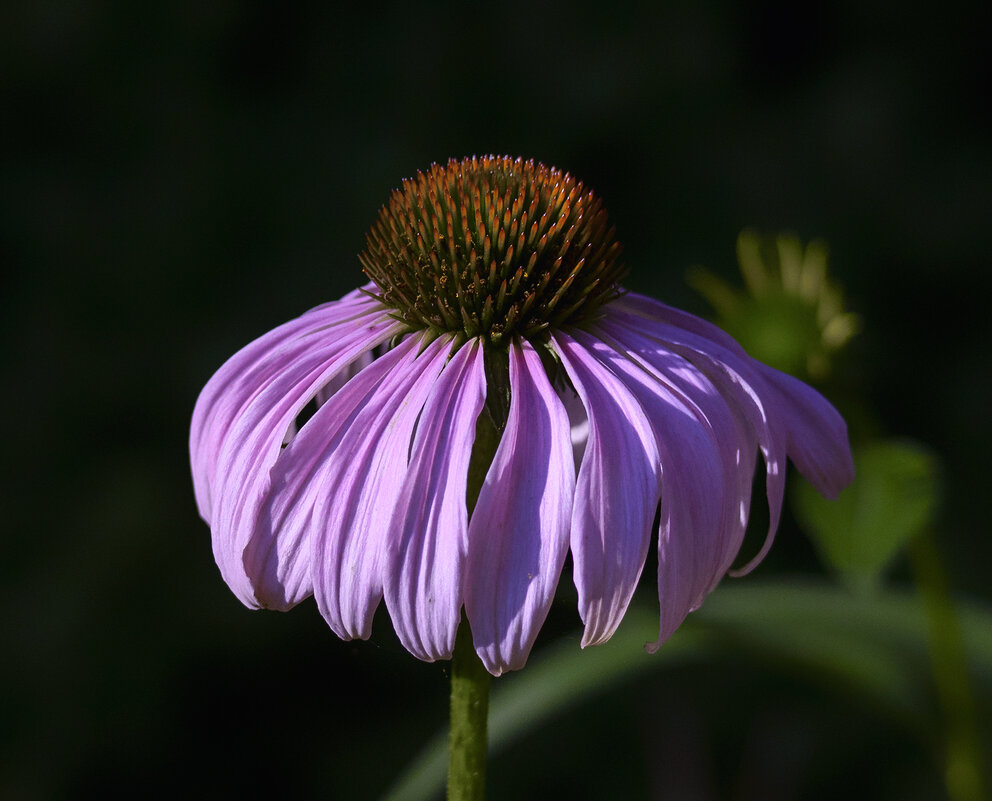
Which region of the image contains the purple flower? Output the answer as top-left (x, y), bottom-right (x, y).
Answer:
top-left (190, 156), bottom-right (854, 676)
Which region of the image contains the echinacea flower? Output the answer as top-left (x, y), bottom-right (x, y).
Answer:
top-left (190, 156), bottom-right (854, 676)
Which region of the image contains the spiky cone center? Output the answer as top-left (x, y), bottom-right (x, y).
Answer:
top-left (359, 156), bottom-right (627, 347)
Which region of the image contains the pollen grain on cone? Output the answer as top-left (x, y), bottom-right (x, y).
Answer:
top-left (359, 155), bottom-right (627, 346)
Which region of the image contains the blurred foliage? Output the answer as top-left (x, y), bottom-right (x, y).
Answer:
top-left (689, 230), bottom-right (859, 379)
top-left (387, 582), bottom-right (992, 801)
top-left (795, 440), bottom-right (939, 591)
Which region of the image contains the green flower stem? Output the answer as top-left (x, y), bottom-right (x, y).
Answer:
top-left (448, 622), bottom-right (491, 801)
top-left (446, 388), bottom-right (503, 801)
top-left (909, 529), bottom-right (989, 801)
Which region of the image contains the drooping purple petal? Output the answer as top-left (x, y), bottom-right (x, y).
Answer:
top-left (616, 291), bottom-right (754, 359)
top-left (190, 286), bottom-right (378, 523)
top-left (385, 339), bottom-right (487, 663)
top-left (306, 335), bottom-right (453, 641)
top-left (464, 340), bottom-right (575, 675)
top-left (552, 332), bottom-right (661, 648)
top-left (315, 349), bottom-right (375, 407)
top-left (579, 326), bottom-right (756, 648)
top-left (753, 363), bottom-right (855, 499)
top-left (593, 318), bottom-right (761, 577)
top-left (560, 387), bottom-right (590, 473)
top-left (204, 297), bottom-right (401, 607)
top-left (248, 341), bottom-right (416, 611)
top-left (608, 291), bottom-right (853, 574)
top-left (606, 300), bottom-right (789, 573)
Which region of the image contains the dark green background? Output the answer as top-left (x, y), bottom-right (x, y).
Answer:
top-left (3, 1), bottom-right (990, 798)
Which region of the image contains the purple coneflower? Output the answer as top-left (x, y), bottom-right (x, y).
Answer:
top-left (190, 156), bottom-right (854, 677)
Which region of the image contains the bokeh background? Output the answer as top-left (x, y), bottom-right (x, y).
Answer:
top-left (3, 1), bottom-right (990, 799)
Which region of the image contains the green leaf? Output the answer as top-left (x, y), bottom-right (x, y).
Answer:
top-left (380, 580), bottom-right (992, 801)
top-left (794, 439), bottom-right (939, 590)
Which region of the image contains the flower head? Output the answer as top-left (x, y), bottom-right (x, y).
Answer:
top-left (190, 156), bottom-right (854, 676)
top-left (688, 230), bottom-right (860, 379)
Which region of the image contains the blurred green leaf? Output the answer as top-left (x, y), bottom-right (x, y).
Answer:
top-left (382, 579), bottom-right (992, 801)
top-left (794, 440), bottom-right (939, 590)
